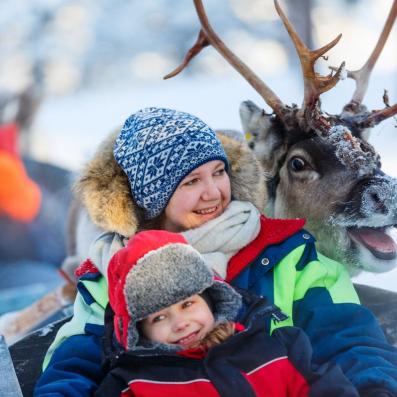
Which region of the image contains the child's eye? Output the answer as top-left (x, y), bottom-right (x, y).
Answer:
top-left (152, 314), bottom-right (166, 323)
top-left (182, 300), bottom-right (194, 309)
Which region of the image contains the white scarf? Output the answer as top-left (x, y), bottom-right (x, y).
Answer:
top-left (90, 201), bottom-right (261, 279)
top-left (182, 201), bottom-right (261, 278)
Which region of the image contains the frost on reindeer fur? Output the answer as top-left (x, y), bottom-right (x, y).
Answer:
top-left (327, 125), bottom-right (379, 177)
top-left (361, 174), bottom-right (397, 220)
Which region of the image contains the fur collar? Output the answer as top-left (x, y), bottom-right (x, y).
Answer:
top-left (74, 131), bottom-right (267, 237)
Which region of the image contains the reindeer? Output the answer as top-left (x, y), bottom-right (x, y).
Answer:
top-left (164, 0), bottom-right (397, 275)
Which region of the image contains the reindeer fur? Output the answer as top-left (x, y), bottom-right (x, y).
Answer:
top-left (241, 100), bottom-right (397, 275)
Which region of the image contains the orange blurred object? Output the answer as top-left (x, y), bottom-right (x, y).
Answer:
top-left (0, 123), bottom-right (42, 222)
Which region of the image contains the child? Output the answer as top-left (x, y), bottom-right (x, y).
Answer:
top-left (95, 230), bottom-right (359, 397)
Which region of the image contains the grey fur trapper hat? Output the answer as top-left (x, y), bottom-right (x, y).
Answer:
top-left (107, 229), bottom-right (242, 351)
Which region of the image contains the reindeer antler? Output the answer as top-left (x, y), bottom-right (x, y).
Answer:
top-left (164, 0), bottom-right (286, 120)
top-left (274, 0), bottom-right (345, 120)
top-left (165, 0), bottom-right (346, 132)
top-left (329, 0), bottom-right (397, 129)
top-left (164, 30), bottom-right (210, 80)
top-left (351, 103), bottom-right (397, 129)
top-left (342, 0), bottom-right (397, 112)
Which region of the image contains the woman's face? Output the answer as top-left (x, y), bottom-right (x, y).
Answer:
top-left (163, 160), bottom-right (231, 232)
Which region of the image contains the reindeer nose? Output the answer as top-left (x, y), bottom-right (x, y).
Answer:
top-left (362, 180), bottom-right (394, 216)
top-left (366, 190), bottom-right (387, 214)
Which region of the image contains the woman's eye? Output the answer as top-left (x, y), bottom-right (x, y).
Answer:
top-left (214, 168), bottom-right (225, 176)
top-left (184, 178), bottom-right (199, 186)
top-left (289, 157), bottom-right (308, 172)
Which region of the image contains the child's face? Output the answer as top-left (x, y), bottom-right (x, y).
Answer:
top-left (141, 294), bottom-right (215, 348)
top-left (163, 160), bottom-right (231, 232)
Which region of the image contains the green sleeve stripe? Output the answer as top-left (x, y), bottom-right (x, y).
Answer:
top-left (42, 276), bottom-right (109, 370)
top-left (42, 290), bottom-right (106, 370)
top-left (82, 276), bottom-right (109, 309)
top-left (272, 244), bottom-right (306, 331)
top-left (294, 252), bottom-right (359, 304)
top-left (270, 245), bottom-right (360, 333)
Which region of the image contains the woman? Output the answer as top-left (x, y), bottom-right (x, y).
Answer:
top-left (35, 107), bottom-right (397, 397)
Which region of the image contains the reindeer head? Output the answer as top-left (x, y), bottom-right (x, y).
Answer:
top-left (164, 0), bottom-right (397, 275)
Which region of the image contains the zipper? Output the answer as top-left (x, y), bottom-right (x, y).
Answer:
top-left (249, 302), bottom-right (289, 329)
top-left (259, 304), bottom-right (288, 322)
top-left (270, 306), bottom-right (289, 324)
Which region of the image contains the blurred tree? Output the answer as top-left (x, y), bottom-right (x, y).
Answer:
top-left (286, 0), bottom-right (314, 49)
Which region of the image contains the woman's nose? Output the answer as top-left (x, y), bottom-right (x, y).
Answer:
top-left (202, 178), bottom-right (220, 201)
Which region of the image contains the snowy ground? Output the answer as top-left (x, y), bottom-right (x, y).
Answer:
top-left (30, 70), bottom-right (397, 291)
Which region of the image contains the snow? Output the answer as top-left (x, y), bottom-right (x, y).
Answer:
top-left (327, 124), bottom-right (378, 177)
top-left (36, 323), bottom-right (56, 337)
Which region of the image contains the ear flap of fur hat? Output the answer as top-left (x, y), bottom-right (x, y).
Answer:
top-left (74, 128), bottom-right (266, 237)
top-left (108, 230), bottom-right (242, 351)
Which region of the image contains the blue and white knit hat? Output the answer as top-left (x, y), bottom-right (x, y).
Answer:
top-left (113, 107), bottom-right (229, 219)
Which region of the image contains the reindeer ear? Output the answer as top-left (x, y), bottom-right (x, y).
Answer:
top-left (239, 100), bottom-right (283, 166)
top-left (239, 100), bottom-right (263, 134)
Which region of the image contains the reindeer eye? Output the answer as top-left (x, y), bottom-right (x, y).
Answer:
top-left (289, 157), bottom-right (307, 172)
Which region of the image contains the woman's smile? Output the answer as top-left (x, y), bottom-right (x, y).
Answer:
top-left (194, 205), bottom-right (218, 215)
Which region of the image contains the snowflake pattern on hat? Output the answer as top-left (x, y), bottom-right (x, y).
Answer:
top-left (114, 107), bottom-right (228, 218)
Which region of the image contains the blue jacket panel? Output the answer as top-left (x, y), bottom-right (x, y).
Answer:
top-left (231, 230), bottom-right (397, 397)
top-left (34, 333), bottom-right (105, 397)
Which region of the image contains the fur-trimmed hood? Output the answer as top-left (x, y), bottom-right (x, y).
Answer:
top-left (74, 130), bottom-right (266, 237)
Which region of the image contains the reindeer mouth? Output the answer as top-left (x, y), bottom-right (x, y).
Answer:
top-left (347, 227), bottom-right (397, 260)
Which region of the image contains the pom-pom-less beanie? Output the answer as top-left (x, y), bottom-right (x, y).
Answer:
top-left (113, 107), bottom-right (228, 219)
